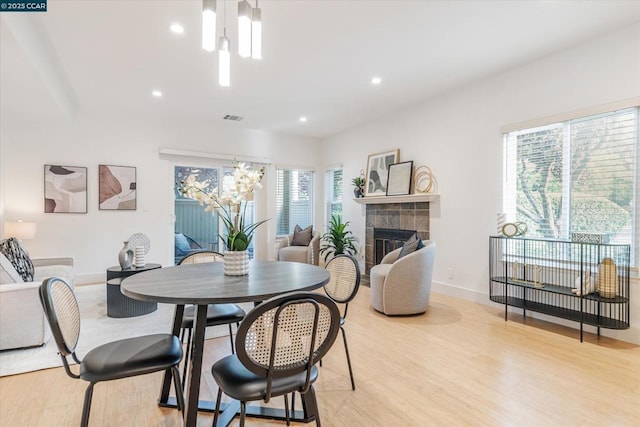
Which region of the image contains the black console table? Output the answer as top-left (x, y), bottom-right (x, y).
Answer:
top-left (489, 236), bottom-right (630, 342)
top-left (106, 263), bottom-right (162, 318)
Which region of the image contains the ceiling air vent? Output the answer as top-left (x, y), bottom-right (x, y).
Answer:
top-left (223, 115), bottom-right (244, 121)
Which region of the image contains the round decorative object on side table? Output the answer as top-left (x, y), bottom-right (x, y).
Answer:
top-left (501, 223), bottom-right (519, 238)
top-left (127, 233), bottom-right (150, 254)
top-left (501, 222), bottom-right (528, 238)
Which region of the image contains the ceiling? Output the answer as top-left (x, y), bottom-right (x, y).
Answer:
top-left (1, 1), bottom-right (639, 139)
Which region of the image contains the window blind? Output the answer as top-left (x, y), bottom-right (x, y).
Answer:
top-left (276, 168), bottom-right (314, 236)
top-left (325, 168), bottom-right (343, 222)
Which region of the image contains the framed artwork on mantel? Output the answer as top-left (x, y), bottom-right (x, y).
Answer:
top-left (365, 149), bottom-right (399, 196)
top-left (386, 161), bottom-right (413, 196)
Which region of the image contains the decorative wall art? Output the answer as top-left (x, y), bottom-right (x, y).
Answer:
top-left (99, 165), bottom-right (137, 210)
top-left (386, 161), bottom-right (413, 196)
top-left (44, 165), bottom-right (88, 213)
top-left (365, 149), bottom-right (399, 196)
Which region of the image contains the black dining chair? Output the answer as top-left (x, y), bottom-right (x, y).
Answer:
top-left (178, 251), bottom-right (246, 387)
top-left (323, 254), bottom-right (360, 390)
top-left (211, 291), bottom-right (341, 427)
top-left (38, 277), bottom-right (184, 427)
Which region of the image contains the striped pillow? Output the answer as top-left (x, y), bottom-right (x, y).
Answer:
top-left (0, 238), bottom-right (34, 282)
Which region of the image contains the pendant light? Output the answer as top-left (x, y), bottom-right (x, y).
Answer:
top-left (237, 0), bottom-right (252, 58)
top-left (251, 0), bottom-right (262, 59)
top-left (202, 0), bottom-right (216, 52)
top-left (218, 2), bottom-right (230, 87)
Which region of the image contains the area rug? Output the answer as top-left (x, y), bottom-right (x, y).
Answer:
top-left (0, 283), bottom-right (242, 377)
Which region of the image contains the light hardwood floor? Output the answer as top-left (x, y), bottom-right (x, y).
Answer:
top-left (1, 286), bottom-right (639, 427)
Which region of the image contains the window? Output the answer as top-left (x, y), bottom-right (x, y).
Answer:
top-left (326, 167), bottom-right (343, 222)
top-left (503, 107), bottom-right (639, 264)
top-left (276, 167), bottom-right (314, 236)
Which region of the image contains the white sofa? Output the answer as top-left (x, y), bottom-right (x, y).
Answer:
top-left (0, 253), bottom-right (75, 350)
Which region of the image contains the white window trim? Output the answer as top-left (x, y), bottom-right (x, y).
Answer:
top-left (501, 97), bottom-right (640, 134)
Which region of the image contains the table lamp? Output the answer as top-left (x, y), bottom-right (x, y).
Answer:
top-left (3, 220), bottom-right (37, 240)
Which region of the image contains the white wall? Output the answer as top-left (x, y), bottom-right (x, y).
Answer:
top-left (321, 24), bottom-right (640, 343)
top-left (0, 110), bottom-right (321, 282)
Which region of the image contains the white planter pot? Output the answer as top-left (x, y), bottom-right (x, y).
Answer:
top-left (224, 250), bottom-right (249, 276)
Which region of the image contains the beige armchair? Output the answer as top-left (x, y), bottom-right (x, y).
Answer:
top-left (369, 240), bottom-right (435, 315)
top-left (276, 232), bottom-right (321, 266)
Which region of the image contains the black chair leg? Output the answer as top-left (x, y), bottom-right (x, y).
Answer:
top-left (341, 326), bottom-right (355, 390)
top-left (240, 401), bottom-right (246, 427)
top-left (81, 383), bottom-right (95, 427)
top-left (213, 388), bottom-right (223, 427)
top-left (228, 323), bottom-right (235, 354)
top-left (284, 394), bottom-right (290, 426)
top-left (170, 366), bottom-right (185, 413)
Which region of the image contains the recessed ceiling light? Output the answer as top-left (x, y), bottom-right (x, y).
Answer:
top-left (299, 116), bottom-right (308, 123)
top-left (371, 77), bottom-right (382, 85)
top-left (170, 23), bottom-right (184, 34)
top-left (152, 90), bottom-right (163, 98)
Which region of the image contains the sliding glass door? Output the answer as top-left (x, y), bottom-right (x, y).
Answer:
top-left (174, 164), bottom-right (257, 263)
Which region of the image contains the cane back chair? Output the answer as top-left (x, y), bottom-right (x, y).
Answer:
top-left (323, 254), bottom-right (360, 390)
top-left (211, 292), bottom-right (341, 427)
top-left (39, 277), bottom-right (184, 427)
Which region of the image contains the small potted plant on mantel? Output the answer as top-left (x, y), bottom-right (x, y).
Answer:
top-left (352, 170), bottom-right (365, 198)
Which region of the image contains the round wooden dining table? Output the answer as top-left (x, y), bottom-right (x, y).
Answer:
top-left (121, 260), bottom-right (330, 427)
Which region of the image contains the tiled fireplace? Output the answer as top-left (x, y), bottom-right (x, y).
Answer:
top-left (365, 202), bottom-right (430, 273)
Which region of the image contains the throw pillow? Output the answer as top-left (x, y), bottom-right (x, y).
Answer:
top-left (174, 233), bottom-right (191, 256)
top-left (291, 225), bottom-right (313, 246)
top-left (0, 237), bottom-right (34, 282)
top-left (397, 233), bottom-right (423, 260)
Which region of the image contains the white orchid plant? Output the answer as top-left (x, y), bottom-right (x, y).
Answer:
top-left (179, 161), bottom-right (268, 251)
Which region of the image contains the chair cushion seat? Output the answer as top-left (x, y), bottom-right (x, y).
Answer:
top-left (181, 303), bottom-right (246, 329)
top-left (278, 246), bottom-right (309, 264)
top-left (211, 355), bottom-right (318, 401)
top-left (80, 334), bottom-right (182, 383)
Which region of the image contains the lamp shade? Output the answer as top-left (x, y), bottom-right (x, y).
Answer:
top-left (3, 221), bottom-right (37, 240)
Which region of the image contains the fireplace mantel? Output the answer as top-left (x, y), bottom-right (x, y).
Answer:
top-left (354, 194), bottom-right (439, 205)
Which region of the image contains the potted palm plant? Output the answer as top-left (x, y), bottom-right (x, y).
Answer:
top-left (319, 214), bottom-right (357, 262)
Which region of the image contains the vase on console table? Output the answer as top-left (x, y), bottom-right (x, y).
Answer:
top-left (118, 241), bottom-right (134, 269)
top-left (224, 250), bottom-right (249, 276)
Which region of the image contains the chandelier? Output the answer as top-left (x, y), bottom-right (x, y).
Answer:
top-left (202, 0), bottom-right (262, 87)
